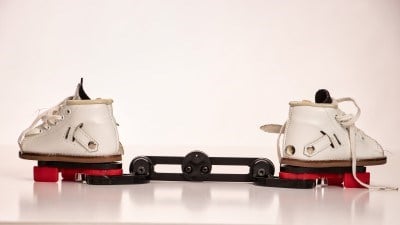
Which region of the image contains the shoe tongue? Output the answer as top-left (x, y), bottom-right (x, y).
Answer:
top-left (315, 89), bottom-right (332, 103)
top-left (72, 78), bottom-right (91, 100)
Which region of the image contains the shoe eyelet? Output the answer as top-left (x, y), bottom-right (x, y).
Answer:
top-left (306, 146), bottom-right (315, 155)
top-left (88, 141), bottom-right (97, 149)
top-left (285, 145), bottom-right (295, 156)
top-left (66, 109), bottom-right (71, 114)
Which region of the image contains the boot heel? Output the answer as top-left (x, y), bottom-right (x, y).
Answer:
top-left (343, 172), bottom-right (370, 188)
top-left (33, 166), bottom-right (59, 182)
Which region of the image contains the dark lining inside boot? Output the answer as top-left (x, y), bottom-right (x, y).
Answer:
top-left (78, 78), bottom-right (91, 100)
top-left (315, 89), bottom-right (332, 104)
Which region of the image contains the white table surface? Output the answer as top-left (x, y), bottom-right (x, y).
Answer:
top-left (1, 145), bottom-right (399, 225)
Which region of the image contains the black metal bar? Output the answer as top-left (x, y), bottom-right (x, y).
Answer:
top-left (254, 177), bottom-right (316, 189)
top-left (84, 174), bottom-right (149, 185)
top-left (208, 174), bottom-right (252, 182)
top-left (210, 157), bottom-right (257, 166)
top-left (83, 151), bottom-right (316, 189)
top-left (151, 173), bottom-right (184, 181)
top-left (148, 156), bottom-right (183, 165)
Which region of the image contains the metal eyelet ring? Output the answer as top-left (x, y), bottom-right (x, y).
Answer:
top-left (88, 141), bottom-right (97, 150)
top-left (285, 145), bottom-right (295, 156)
top-left (306, 146), bottom-right (315, 155)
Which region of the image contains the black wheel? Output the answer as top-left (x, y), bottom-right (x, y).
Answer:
top-left (181, 151), bottom-right (212, 181)
top-left (251, 158), bottom-right (275, 179)
top-left (129, 156), bottom-right (153, 178)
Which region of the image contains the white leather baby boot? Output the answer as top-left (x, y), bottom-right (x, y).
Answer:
top-left (18, 79), bottom-right (123, 163)
top-left (261, 89), bottom-right (396, 190)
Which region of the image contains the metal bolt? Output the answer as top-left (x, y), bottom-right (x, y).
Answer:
top-left (306, 146), bottom-right (315, 155)
top-left (88, 141), bottom-right (97, 149)
top-left (137, 166), bottom-right (146, 175)
top-left (257, 168), bottom-right (266, 177)
top-left (75, 173), bottom-right (84, 182)
top-left (201, 166), bottom-right (209, 174)
top-left (185, 166), bottom-right (192, 173)
top-left (316, 177), bottom-right (328, 187)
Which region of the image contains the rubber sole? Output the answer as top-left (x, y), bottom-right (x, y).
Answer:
top-left (33, 166), bottom-right (123, 182)
top-left (280, 157), bottom-right (386, 168)
top-left (280, 165), bottom-right (366, 173)
top-left (20, 151), bottom-right (122, 163)
top-left (279, 171), bottom-right (370, 188)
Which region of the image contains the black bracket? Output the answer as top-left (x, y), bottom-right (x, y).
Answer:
top-left (84, 151), bottom-right (316, 189)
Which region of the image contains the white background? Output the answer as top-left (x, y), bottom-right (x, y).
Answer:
top-left (1, 0), bottom-right (400, 155)
top-left (1, 2), bottom-right (400, 224)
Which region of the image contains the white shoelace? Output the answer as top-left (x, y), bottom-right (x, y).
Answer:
top-left (276, 98), bottom-right (398, 190)
top-left (335, 98), bottom-right (397, 190)
top-left (18, 97), bottom-right (70, 146)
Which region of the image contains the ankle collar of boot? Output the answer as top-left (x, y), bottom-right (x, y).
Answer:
top-left (289, 101), bottom-right (338, 108)
top-left (66, 99), bottom-right (113, 105)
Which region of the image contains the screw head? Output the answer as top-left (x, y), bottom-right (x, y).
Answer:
top-left (201, 166), bottom-right (209, 174)
top-left (185, 166), bottom-right (192, 173)
top-left (257, 168), bottom-right (266, 177)
top-left (88, 141), bottom-right (97, 149)
top-left (137, 166), bottom-right (146, 175)
top-left (306, 146), bottom-right (315, 155)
